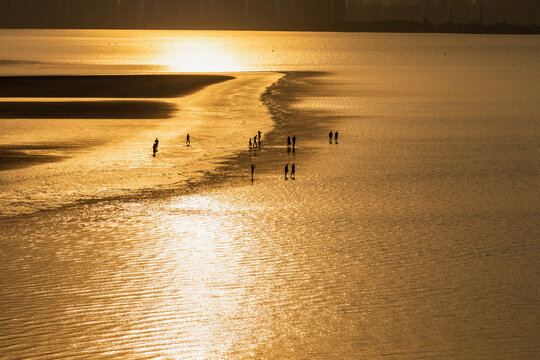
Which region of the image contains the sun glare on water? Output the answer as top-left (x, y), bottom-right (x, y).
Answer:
top-left (160, 38), bottom-right (243, 72)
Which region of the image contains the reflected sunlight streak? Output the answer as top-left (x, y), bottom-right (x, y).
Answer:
top-left (157, 195), bottom-right (252, 358)
top-left (160, 39), bottom-right (242, 72)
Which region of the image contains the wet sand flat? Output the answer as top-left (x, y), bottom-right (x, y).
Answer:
top-left (0, 72), bottom-right (283, 215)
top-left (0, 74), bottom-right (236, 172)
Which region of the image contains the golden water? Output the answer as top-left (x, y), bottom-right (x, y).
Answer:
top-left (1, 30), bottom-right (539, 358)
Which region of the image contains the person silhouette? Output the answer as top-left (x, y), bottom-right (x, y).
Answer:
top-left (284, 164), bottom-right (289, 180)
top-left (287, 136), bottom-right (291, 148)
top-left (329, 131), bottom-right (333, 144)
top-left (251, 164), bottom-right (255, 181)
top-left (292, 135), bottom-right (296, 150)
top-left (253, 136), bottom-right (258, 148)
top-left (258, 130), bottom-right (262, 142)
top-left (249, 138), bottom-right (252, 148)
top-left (335, 131), bottom-right (339, 143)
top-left (186, 133), bottom-right (191, 147)
top-left (153, 138), bottom-right (159, 156)
top-left (291, 163), bottom-right (296, 180)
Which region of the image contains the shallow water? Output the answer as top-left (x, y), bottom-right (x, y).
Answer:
top-left (1, 31), bottom-right (540, 359)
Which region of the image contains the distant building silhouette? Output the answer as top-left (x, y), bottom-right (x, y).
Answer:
top-left (0, 0), bottom-right (538, 29)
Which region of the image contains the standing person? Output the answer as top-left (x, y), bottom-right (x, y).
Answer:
top-left (329, 131), bottom-right (333, 143)
top-left (284, 164), bottom-right (289, 180)
top-left (186, 133), bottom-right (191, 147)
top-left (335, 131), bottom-right (339, 143)
top-left (258, 130), bottom-right (262, 142)
top-left (253, 136), bottom-right (258, 148)
top-left (287, 136), bottom-right (291, 148)
top-left (291, 163), bottom-right (296, 180)
top-left (153, 138), bottom-right (159, 156)
top-left (251, 164), bottom-right (255, 181)
top-left (292, 135), bottom-right (296, 150)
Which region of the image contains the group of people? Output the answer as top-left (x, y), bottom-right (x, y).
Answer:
top-left (329, 130), bottom-right (339, 144)
top-left (250, 134), bottom-right (298, 182)
top-left (250, 161), bottom-right (296, 182)
top-left (287, 135), bottom-right (297, 151)
top-left (285, 163), bottom-right (296, 180)
top-left (249, 130), bottom-right (262, 149)
top-left (153, 130), bottom-right (304, 182)
top-left (154, 130), bottom-right (339, 182)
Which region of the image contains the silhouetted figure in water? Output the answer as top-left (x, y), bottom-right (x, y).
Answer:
top-left (329, 131), bottom-right (333, 144)
top-left (334, 131), bottom-right (339, 144)
top-left (251, 164), bottom-right (255, 182)
top-left (153, 138), bottom-right (159, 157)
top-left (258, 130), bottom-right (262, 142)
top-left (253, 136), bottom-right (258, 148)
top-left (249, 138), bottom-right (252, 149)
top-left (186, 133), bottom-right (191, 147)
top-left (287, 136), bottom-right (291, 148)
top-left (292, 135), bottom-right (296, 150)
top-left (285, 164), bottom-right (289, 180)
top-left (291, 163), bottom-right (296, 180)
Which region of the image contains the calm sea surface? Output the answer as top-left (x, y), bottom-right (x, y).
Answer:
top-left (1, 30), bottom-right (539, 359)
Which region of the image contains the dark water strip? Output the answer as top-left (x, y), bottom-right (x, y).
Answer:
top-left (0, 74), bottom-right (234, 98)
top-left (0, 100), bottom-right (175, 119)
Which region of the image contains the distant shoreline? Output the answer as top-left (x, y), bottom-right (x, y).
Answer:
top-left (1, 22), bottom-right (539, 35)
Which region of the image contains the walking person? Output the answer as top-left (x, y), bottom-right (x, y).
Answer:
top-left (292, 135), bottom-right (296, 150)
top-left (186, 133), bottom-right (191, 147)
top-left (251, 164), bottom-right (255, 182)
top-left (258, 130), bottom-right (262, 142)
top-left (335, 131), bottom-right (339, 143)
top-left (249, 138), bottom-right (252, 149)
top-left (329, 131), bottom-right (333, 144)
top-left (253, 136), bottom-right (258, 148)
top-left (287, 136), bottom-right (291, 148)
top-left (291, 163), bottom-right (296, 180)
top-left (284, 164), bottom-right (289, 180)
